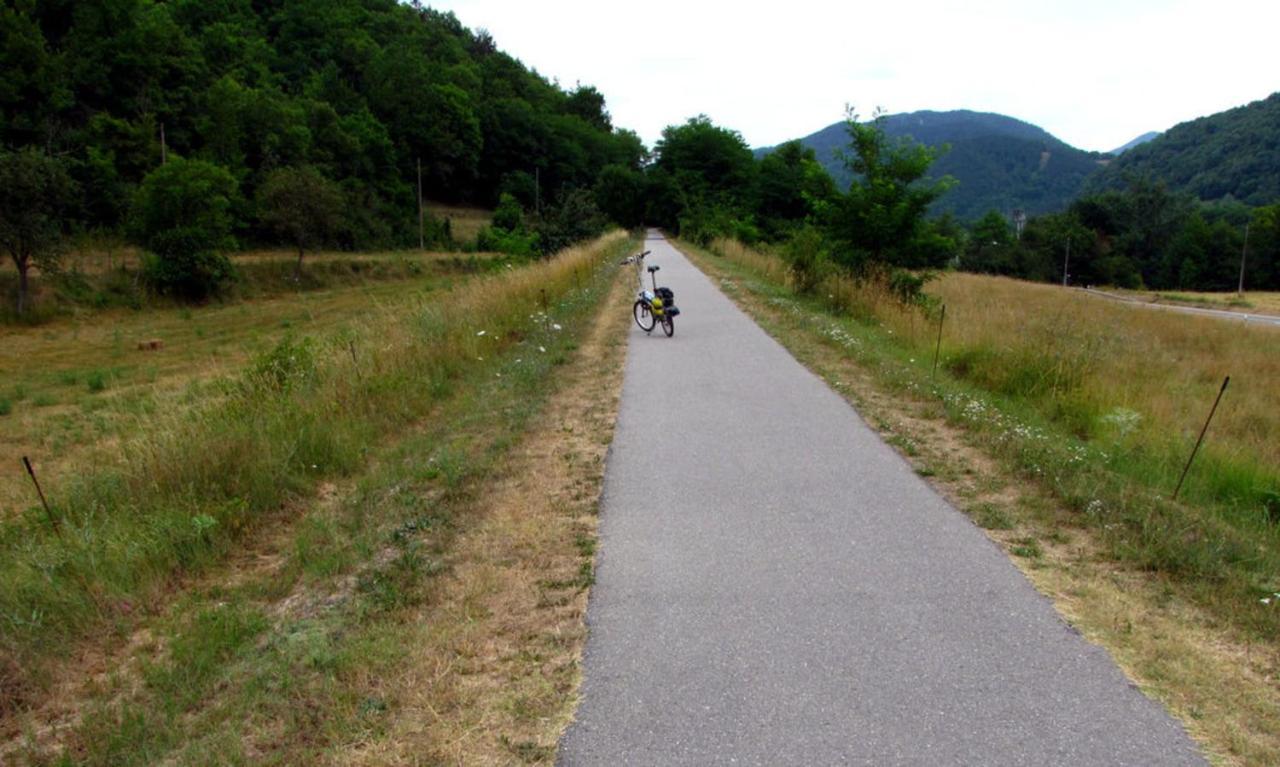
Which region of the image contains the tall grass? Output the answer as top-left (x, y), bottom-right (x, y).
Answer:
top-left (702, 238), bottom-right (1280, 638)
top-left (0, 232), bottom-right (628, 703)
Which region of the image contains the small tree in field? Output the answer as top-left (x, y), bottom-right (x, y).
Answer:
top-left (132, 158), bottom-right (239, 300)
top-left (824, 107), bottom-right (954, 273)
top-left (257, 166), bottom-right (344, 279)
top-left (0, 149), bottom-right (74, 315)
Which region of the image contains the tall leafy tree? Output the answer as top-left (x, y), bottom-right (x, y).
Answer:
top-left (756, 140), bottom-right (836, 238)
top-left (824, 108), bottom-right (954, 271)
top-left (257, 166), bottom-right (344, 278)
top-left (132, 157), bottom-right (239, 299)
top-left (0, 148), bottom-right (74, 314)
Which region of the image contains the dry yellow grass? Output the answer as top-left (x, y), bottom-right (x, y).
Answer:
top-left (920, 273), bottom-right (1280, 478)
top-left (28, 245), bottom-right (486, 276)
top-left (427, 202), bottom-right (494, 244)
top-left (338, 261), bottom-right (631, 766)
top-left (1103, 287), bottom-right (1280, 317)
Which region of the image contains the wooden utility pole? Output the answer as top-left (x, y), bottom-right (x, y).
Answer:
top-left (159, 122), bottom-right (167, 165)
top-left (1062, 239), bottom-right (1070, 287)
top-left (1238, 222), bottom-right (1250, 295)
top-left (416, 156), bottom-right (425, 251)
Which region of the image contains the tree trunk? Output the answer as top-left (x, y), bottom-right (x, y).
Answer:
top-left (16, 256), bottom-right (30, 316)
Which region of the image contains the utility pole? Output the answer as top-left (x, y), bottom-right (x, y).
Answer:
top-left (1062, 238), bottom-right (1070, 287)
top-left (1237, 221), bottom-right (1250, 295)
top-left (416, 156), bottom-right (424, 251)
top-left (159, 122), bottom-right (167, 165)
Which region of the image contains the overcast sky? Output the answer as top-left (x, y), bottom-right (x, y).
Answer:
top-left (428, 0), bottom-right (1278, 153)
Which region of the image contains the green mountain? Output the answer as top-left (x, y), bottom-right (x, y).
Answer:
top-left (1110, 131), bottom-right (1160, 155)
top-left (758, 110), bottom-right (1109, 219)
top-left (1087, 93), bottom-right (1280, 206)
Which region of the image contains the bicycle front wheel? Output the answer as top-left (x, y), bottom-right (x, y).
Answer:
top-left (633, 299), bottom-right (655, 332)
top-left (661, 314), bottom-right (674, 337)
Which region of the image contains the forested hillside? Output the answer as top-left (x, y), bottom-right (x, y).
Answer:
top-left (1109, 131), bottom-right (1160, 155)
top-left (758, 110), bottom-right (1107, 219)
top-left (1088, 92), bottom-right (1280, 206)
top-left (0, 0), bottom-right (642, 248)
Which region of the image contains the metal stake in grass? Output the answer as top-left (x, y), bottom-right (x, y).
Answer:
top-left (1173, 375), bottom-right (1230, 501)
top-left (22, 455), bottom-right (61, 537)
top-left (348, 340), bottom-right (362, 381)
top-left (932, 304), bottom-right (946, 378)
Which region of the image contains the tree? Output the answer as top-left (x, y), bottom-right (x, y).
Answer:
top-left (257, 166), bottom-right (343, 278)
top-left (594, 164), bottom-right (646, 228)
top-left (491, 192), bottom-right (524, 232)
top-left (0, 148), bottom-right (74, 315)
top-left (962, 210), bottom-right (1013, 274)
top-left (756, 140), bottom-right (836, 239)
top-left (132, 157), bottom-right (239, 299)
top-left (532, 187), bottom-right (607, 256)
top-left (654, 116), bottom-right (755, 202)
top-left (824, 108), bottom-right (954, 272)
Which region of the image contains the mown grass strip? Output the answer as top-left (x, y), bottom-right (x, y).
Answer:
top-left (0, 233), bottom-right (629, 713)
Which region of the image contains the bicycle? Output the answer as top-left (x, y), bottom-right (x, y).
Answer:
top-left (633, 263), bottom-right (679, 337)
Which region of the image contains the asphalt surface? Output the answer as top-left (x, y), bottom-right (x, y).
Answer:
top-left (558, 233), bottom-right (1206, 766)
top-left (1082, 286), bottom-right (1280, 328)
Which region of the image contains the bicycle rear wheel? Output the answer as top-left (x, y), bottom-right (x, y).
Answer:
top-left (633, 299), bottom-right (655, 332)
top-left (661, 314), bottom-right (674, 337)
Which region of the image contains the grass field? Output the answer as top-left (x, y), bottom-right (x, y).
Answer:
top-left (0, 233), bottom-right (630, 754)
top-left (1, 259), bottom-right (491, 515)
top-left (426, 202), bottom-right (494, 244)
top-left (2, 232), bottom-right (632, 764)
top-left (1102, 287), bottom-right (1280, 316)
top-left (695, 238), bottom-right (1280, 764)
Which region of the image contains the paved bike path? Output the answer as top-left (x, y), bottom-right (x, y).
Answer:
top-left (558, 235), bottom-right (1204, 765)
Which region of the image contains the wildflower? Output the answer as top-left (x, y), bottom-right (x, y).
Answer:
top-left (552, 323), bottom-right (562, 331)
top-left (477, 330), bottom-right (486, 337)
top-left (538, 346), bottom-right (546, 353)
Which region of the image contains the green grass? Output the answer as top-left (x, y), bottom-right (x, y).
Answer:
top-left (8, 234), bottom-right (630, 765)
top-left (0, 234), bottom-right (630, 727)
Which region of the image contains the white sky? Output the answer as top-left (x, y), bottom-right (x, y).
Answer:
top-left (427, 0), bottom-right (1280, 153)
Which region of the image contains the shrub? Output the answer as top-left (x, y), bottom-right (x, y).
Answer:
top-left (491, 192), bottom-right (523, 232)
top-left (132, 158), bottom-right (240, 300)
top-left (783, 226), bottom-right (830, 295)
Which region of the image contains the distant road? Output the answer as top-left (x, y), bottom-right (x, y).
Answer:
top-left (1080, 287), bottom-right (1280, 329)
top-left (559, 233), bottom-right (1205, 765)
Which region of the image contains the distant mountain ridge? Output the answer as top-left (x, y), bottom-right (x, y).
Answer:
top-left (1110, 131), bottom-right (1161, 155)
top-left (758, 110), bottom-right (1109, 219)
top-left (1087, 92), bottom-right (1280, 206)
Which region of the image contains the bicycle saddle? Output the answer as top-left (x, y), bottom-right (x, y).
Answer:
top-left (647, 265), bottom-right (660, 273)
